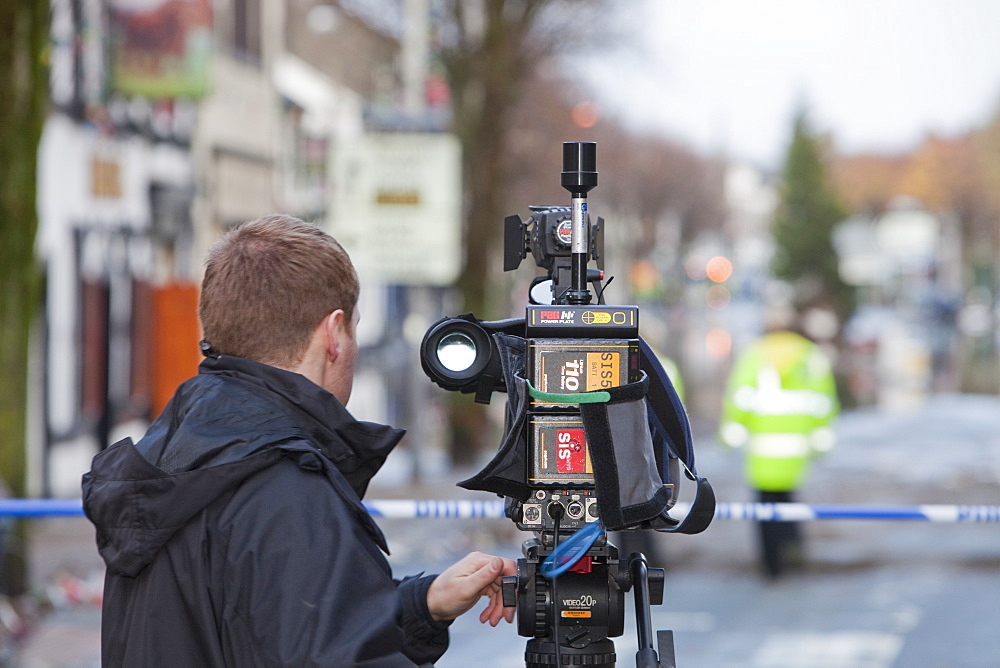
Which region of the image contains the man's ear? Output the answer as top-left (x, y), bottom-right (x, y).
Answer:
top-left (324, 309), bottom-right (346, 362)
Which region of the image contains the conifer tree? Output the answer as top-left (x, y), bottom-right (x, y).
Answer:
top-left (771, 108), bottom-right (854, 325)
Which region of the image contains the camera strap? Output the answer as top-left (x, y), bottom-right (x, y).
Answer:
top-left (521, 339), bottom-right (714, 533)
top-left (638, 338), bottom-right (716, 534)
top-left (563, 373), bottom-right (674, 531)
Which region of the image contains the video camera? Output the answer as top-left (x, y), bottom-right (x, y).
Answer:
top-left (421, 143), bottom-right (714, 667)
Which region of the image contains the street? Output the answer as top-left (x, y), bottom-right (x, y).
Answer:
top-left (388, 393), bottom-right (1000, 667)
top-left (13, 393), bottom-right (1000, 667)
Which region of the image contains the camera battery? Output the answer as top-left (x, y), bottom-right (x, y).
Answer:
top-left (529, 339), bottom-right (637, 407)
top-left (529, 415), bottom-right (594, 485)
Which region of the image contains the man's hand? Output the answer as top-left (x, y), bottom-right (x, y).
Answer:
top-left (426, 551), bottom-right (517, 626)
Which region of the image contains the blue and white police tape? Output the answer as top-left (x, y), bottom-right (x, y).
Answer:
top-left (1, 499), bottom-right (999, 522)
top-left (707, 502), bottom-right (1000, 523)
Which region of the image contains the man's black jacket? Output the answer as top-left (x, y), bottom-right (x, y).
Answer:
top-left (82, 355), bottom-right (450, 666)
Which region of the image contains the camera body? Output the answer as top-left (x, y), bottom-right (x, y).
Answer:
top-left (421, 142), bottom-right (683, 666)
top-left (421, 141), bottom-right (653, 537)
top-left (514, 306), bottom-right (641, 533)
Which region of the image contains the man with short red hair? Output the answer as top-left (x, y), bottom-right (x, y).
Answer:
top-left (84, 214), bottom-right (515, 666)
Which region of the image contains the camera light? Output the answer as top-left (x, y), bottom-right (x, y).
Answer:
top-left (436, 332), bottom-right (478, 372)
top-left (420, 317), bottom-right (495, 394)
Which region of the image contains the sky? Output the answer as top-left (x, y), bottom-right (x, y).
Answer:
top-left (577, 0), bottom-right (1000, 169)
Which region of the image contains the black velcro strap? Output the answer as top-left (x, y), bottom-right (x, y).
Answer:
top-left (659, 476), bottom-right (715, 535)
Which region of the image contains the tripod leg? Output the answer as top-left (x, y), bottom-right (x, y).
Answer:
top-left (656, 630), bottom-right (676, 668)
top-left (629, 553), bottom-right (662, 668)
top-left (630, 552), bottom-right (677, 668)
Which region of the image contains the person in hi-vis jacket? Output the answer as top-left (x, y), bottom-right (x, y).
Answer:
top-left (718, 324), bottom-right (839, 577)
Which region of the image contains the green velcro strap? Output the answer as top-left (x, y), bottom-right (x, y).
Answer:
top-left (526, 381), bottom-right (611, 405)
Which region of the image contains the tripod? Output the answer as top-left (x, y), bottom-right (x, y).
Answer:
top-left (502, 534), bottom-right (677, 668)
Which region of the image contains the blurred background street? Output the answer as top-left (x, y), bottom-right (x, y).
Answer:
top-left (2, 1), bottom-right (1000, 666)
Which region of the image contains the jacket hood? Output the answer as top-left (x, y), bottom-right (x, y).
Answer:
top-left (82, 355), bottom-right (405, 576)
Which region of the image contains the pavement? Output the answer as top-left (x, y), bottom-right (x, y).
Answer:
top-left (4, 517), bottom-right (104, 667)
top-left (5, 392), bottom-right (999, 666)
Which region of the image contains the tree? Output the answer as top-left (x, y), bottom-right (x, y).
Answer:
top-left (833, 152), bottom-right (907, 215)
top-left (596, 127), bottom-right (725, 259)
top-left (435, 0), bottom-right (614, 318)
top-left (771, 108), bottom-right (853, 326)
top-left (501, 70), bottom-right (726, 260)
top-left (0, 3), bottom-right (48, 595)
top-left (430, 0), bottom-right (613, 462)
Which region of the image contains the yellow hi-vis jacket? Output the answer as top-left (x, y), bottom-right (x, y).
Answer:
top-left (718, 331), bottom-right (839, 492)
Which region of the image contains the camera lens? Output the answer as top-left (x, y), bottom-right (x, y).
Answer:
top-left (437, 333), bottom-right (477, 372)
